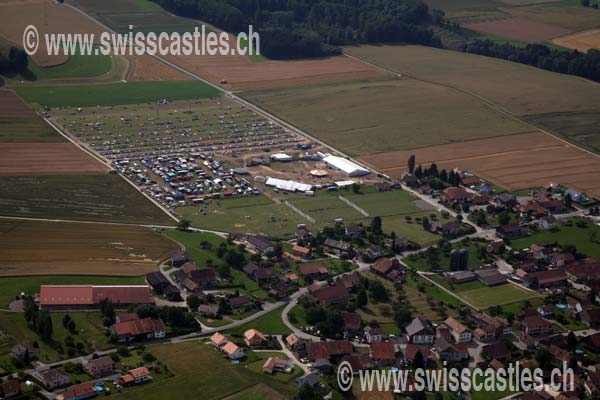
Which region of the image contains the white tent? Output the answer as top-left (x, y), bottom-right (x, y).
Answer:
top-left (322, 155), bottom-right (370, 177)
top-left (265, 177), bottom-right (313, 192)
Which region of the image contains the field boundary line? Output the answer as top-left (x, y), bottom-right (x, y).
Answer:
top-left (284, 201), bottom-right (316, 224)
top-left (338, 195), bottom-right (370, 217)
top-left (43, 117), bottom-right (180, 223)
top-left (416, 271), bottom-right (480, 311)
top-left (343, 51), bottom-right (600, 162)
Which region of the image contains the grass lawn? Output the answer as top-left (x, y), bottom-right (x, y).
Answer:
top-left (0, 311), bottom-right (111, 369)
top-left (0, 275), bottom-right (144, 308)
top-left (111, 341), bottom-right (295, 400)
top-left (226, 307), bottom-right (289, 336)
top-left (457, 284), bottom-right (542, 310)
top-left (13, 47), bottom-right (112, 82)
top-left (245, 351), bottom-right (303, 383)
top-left (511, 217), bottom-right (600, 259)
top-left (16, 81), bottom-right (221, 107)
top-left (403, 239), bottom-right (489, 272)
top-left (405, 274), bottom-right (462, 318)
top-left (224, 384), bottom-right (287, 400)
top-left (163, 229), bottom-right (269, 299)
top-left (178, 201), bottom-right (308, 239)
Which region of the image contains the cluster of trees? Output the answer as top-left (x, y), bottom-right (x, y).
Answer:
top-left (463, 41), bottom-right (600, 82)
top-left (0, 46), bottom-right (28, 76)
top-left (62, 314), bottom-right (77, 334)
top-left (132, 304), bottom-right (198, 331)
top-left (152, 0), bottom-right (440, 59)
top-left (23, 296), bottom-right (53, 342)
top-left (409, 155), bottom-right (460, 188)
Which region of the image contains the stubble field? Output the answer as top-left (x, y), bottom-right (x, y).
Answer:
top-left (0, 219), bottom-right (179, 276)
top-left (360, 132), bottom-right (600, 198)
top-left (552, 29), bottom-right (600, 52)
top-left (242, 78), bottom-right (532, 156)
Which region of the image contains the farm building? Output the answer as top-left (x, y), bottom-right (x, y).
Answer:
top-left (39, 285), bottom-right (155, 310)
top-left (322, 155), bottom-right (370, 177)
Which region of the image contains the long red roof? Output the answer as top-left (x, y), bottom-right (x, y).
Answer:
top-left (39, 285), bottom-right (155, 306)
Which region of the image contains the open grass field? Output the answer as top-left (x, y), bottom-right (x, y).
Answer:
top-left (178, 200), bottom-right (309, 239)
top-left (403, 241), bottom-right (488, 272)
top-left (0, 174), bottom-right (174, 224)
top-left (0, 89), bottom-right (63, 143)
top-left (525, 111), bottom-right (600, 155)
top-left (360, 132), bottom-right (600, 199)
top-left (0, 143), bottom-right (108, 175)
top-left (0, 310), bottom-right (113, 368)
top-left (344, 45), bottom-right (600, 116)
top-left (15, 80), bottom-right (221, 107)
top-left (0, 219), bottom-right (178, 276)
top-left (429, 275), bottom-right (542, 309)
top-left (242, 78), bottom-right (531, 156)
top-left (0, 275), bottom-right (145, 308)
top-left (110, 341), bottom-right (295, 400)
top-left (226, 308), bottom-right (289, 336)
top-left (552, 29), bottom-right (600, 52)
top-left (511, 217), bottom-right (600, 258)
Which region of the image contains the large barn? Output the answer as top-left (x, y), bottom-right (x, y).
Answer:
top-left (39, 285), bottom-right (155, 310)
top-left (322, 155), bottom-right (370, 177)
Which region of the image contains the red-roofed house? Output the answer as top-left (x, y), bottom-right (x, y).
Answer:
top-left (111, 317), bottom-right (166, 343)
top-left (40, 285), bottom-right (154, 310)
top-left (441, 187), bottom-right (471, 205)
top-left (118, 367), bottom-right (151, 386)
top-left (371, 342), bottom-right (397, 366)
top-left (56, 382), bottom-right (97, 400)
top-left (307, 284), bottom-right (348, 307)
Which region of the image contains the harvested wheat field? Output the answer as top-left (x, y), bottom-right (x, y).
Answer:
top-left (345, 45), bottom-right (600, 116)
top-left (0, 218), bottom-right (180, 276)
top-left (165, 35), bottom-right (388, 91)
top-left (552, 29), bottom-right (600, 52)
top-left (507, 3), bottom-right (600, 33)
top-left (0, 0), bottom-right (103, 66)
top-left (361, 132), bottom-right (600, 198)
top-left (125, 53), bottom-right (191, 82)
top-left (242, 78), bottom-right (532, 156)
top-left (0, 143), bottom-right (108, 175)
top-left (464, 17), bottom-right (569, 42)
top-left (0, 89), bottom-right (63, 142)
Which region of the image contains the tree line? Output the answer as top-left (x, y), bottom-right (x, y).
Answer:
top-left (0, 46), bottom-right (28, 76)
top-left (151, 0), bottom-right (441, 59)
top-left (463, 40), bottom-right (600, 82)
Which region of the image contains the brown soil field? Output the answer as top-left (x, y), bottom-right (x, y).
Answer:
top-left (344, 45), bottom-right (600, 116)
top-left (464, 17), bottom-right (569, 42)
top-left (164, 34), bottom-right (389, 91)
top-left (125, 54), bottom-right (191, 82)
top-left (0, 219), bottom-right (180, 276)
top-left (360, 132), bottom-right (600, 198)
top-left (242, 78), bottom-right (532, 156)
top-left (506, 4), bottom-right (600, 32)
top-left (0, 0), bottom-right (103, 66)
top-left (0, 88), bottom-right (63, 142)
top-left (0, 143), bottom-right (109, 175)
top-left (552, 29), bottom-right (600, 52)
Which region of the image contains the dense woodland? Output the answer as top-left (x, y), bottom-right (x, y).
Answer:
top-left (0, 46), bottom-right (28, 76)
top-left (151, 0), bottom-right (440, 58)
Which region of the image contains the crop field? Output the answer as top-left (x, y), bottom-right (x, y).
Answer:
top-left (0, 218), bottom-right (178, 276)
top-left (0, 143), bottom-right (108, 175)
top-left (507, 2), bottom-right (600, 33)
top-left (0, 0), bottom-right (104, 67)
top-left (0, 89), bottom-right (63, 143)
top-left (110, 342), bottom-right (294, 400)
top-left (124, 53), bottom-right (192, 81)
top-left (525, 111), bottom-right (600, 154)
top-left (344, 45), bottom-right (600, 116)
top-left (242, 79), bottom-right (531, 156)
top-left (16, 80), bottom-right (221, 108)
top-left (0, 174), bottom-right (174, 224)
top-left (463, 17), bottom-right (569, 42)
top-left (166, 46), bottom-right (389, 91)
top-left (50, 96), bottom-right (303, 160)
top-left (68, 0), bottom-right (202, 33)
top-left (361, 132), bottom-right (600, 199)
top-left (552, 29), bottom-right (600, 52)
